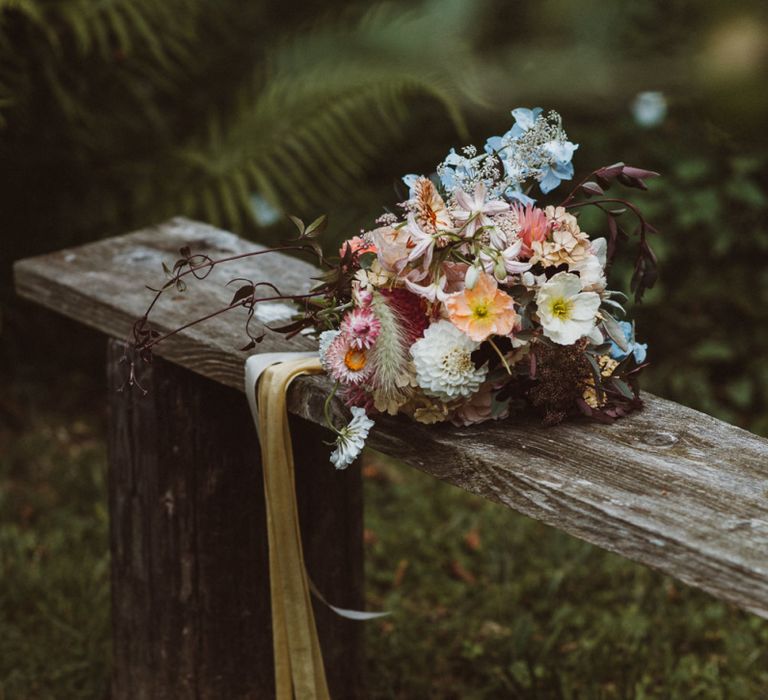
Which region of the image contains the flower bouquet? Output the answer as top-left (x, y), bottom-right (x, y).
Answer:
top-left (130, 108), bottom-right (658, 470)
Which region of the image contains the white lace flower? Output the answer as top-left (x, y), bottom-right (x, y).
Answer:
top-left (410, 320), bottom-right (487, 401)
top-left (330, 407), bottom-right (374, 470)
top-left (536, 272), bottom-right (601, 345)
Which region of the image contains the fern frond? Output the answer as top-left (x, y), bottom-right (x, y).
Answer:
top-left (165, 0), bottom-right (485, 230)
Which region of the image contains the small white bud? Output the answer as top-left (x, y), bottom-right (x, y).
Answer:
top-left (465, 264), bottom-right (479, 290)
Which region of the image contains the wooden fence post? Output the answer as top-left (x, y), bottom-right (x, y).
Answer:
top-left (106, 339), bottom-right (363, 699)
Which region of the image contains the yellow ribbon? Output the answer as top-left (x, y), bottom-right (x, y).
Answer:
top-left (246, 354), bottom-right (330, 700)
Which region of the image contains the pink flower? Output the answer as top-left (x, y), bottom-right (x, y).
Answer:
top-left (340, 307), bottom-right (381, 349)
top-left (452, 182), bottom-right (509, 238)
top-left (339, 235), bottom-right (376, 259)
top-left (451, 383), bottom-right (509, 426)
top-left (325, 333), bottom-right (374, 385)
top-left (514, 203), bottom-right (551, 258)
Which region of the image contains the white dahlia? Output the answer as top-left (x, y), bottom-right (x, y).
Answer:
top-left (410, 320), bottom-right (487, 401)
top-left (330, 407), bottom-right (375, 470)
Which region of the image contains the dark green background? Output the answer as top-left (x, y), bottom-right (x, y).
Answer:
top-left (2, 0), bottom-right (767, 697)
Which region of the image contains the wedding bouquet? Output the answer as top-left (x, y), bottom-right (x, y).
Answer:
top-left (131, 108), bottom-right (658, 470)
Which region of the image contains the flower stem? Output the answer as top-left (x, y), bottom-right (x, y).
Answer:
top-left (323, 381), bottom-right (342, 434)
top-left (488, 338), bottom-right (512, 375)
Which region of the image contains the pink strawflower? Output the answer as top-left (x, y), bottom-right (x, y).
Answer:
top-left (514, 203), bottom-right (551, 258)
top-left (325, 333), bottom-right (374, 385)
top-left (340, 307), bottom-right (381, 349)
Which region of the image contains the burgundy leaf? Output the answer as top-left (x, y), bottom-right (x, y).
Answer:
top-left (581, 181), bottom-right (604, 197)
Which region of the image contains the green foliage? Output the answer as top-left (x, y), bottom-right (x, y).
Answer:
top-left (364, 455), bottom-right (768, 699)
top-left (0, 0), bottom-right (480, 253)
top-left (5, 401), bottom-right (768, 699)
top-left (0, 399), bottom-right (110, 698)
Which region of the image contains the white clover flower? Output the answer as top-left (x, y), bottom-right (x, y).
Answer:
top-left (536, 272), bottom-right (601, 345)
top-left (410, 320), bottom-right (487, 401)
top-left (330, 407), bottom-right (374, 470)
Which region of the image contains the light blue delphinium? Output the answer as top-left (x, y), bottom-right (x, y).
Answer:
top-left (609, 321), bottom-right (648, 364)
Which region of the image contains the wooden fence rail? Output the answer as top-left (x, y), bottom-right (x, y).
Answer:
top-left (14, 218), bottom-right (768, 698)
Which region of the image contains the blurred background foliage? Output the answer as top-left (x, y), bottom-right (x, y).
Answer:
top-left (2, 0), bottom-right (768, 697)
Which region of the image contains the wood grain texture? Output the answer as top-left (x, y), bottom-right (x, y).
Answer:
top-left (106, 339), bottom-right (363, 699)
top-left (16, 219), bottom-right (768, 619)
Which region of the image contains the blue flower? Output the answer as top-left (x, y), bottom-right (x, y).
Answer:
top-left (609, 321), bottom-right (648, 364)
top-left (510, 107), bottom-right (543, 137)
top-left (401, 173), bottom-right (421, 196)
top-left (538, 135), bottom-right (578, 194)
top-left (485, 107), bottom-right (578, 197)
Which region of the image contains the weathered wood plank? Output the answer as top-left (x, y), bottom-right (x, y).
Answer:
top-left (106, 339), bottom-right (363, 699)
top-left (15, 218), bottom-right (768, 620)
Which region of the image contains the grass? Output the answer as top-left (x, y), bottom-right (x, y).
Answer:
top-left (2, 378), bottom-right (768, 699)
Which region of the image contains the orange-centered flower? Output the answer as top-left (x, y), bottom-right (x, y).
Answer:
top-left (445, 272), bottom-right (519, 342)
top-left (344, 348), bottom-right (367, 372)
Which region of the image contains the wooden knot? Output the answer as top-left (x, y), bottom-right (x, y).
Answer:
top-left (640, 430), bottom-right (678, 448)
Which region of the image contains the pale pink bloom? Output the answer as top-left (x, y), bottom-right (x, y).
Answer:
top-left (442, 261), bottom-right (470, 294)
top-left (478, 239), bottom-right (532, 280)
top-left (452, 182), bottom-right (509, 238)
top-left (340, 307), bottom-right (381, 349)
top-left (325, 333), bottom-right (374, 385)
top-left (451, 383), bottom-right (509, 427)
top-left (371, 225), bottom-right (411, 273)
top-left (404, 271), bottom-right (448, 303)
top-left (501, 239), bottom-right (533, 275)
top-left (445, 272), bottom-right (519, 342)
top-left (404, 213), bottom-right (437, 270)
top-left (514, 203), bottom-right (551, 258)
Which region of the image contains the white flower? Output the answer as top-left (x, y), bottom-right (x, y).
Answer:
top-left (452, 182), bottom-right (509, 238)
top-left (403, 214), bottom-right (437, 270)
top-left (536, 272), bottom-right (601, 345)
top-left (404, 271), bottom-right (448, 303)
top-left (570, 237), bottom-right (607, 291)
top-left (410, 320), bottom-right (488, 401)
top-left (330, 407), bottom-right (374, 470)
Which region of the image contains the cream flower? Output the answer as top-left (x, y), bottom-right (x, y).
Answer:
top-left (530, 206), bottom-right (591, 267)
top-left (354, 258), bottom-right (391, 291)
top-left (330, 407), bottom-right (374, 469)
top-left (570, 238), bottom-right (607, 291)
top-left (536, 272), bottom-right (601, 345)
top-left (410, 320), bottom-right (487, 401)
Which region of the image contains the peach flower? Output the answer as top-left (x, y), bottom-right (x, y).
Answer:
top-left (444, 272), bottom-right (519, 342)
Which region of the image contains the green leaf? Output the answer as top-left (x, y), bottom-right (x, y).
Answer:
top-left (601, 312), bottom-right (629, 352)
top-left (611, 378), bottom-right (635, 400)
